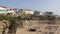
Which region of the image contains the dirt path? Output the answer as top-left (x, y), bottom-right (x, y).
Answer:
top-left (16, 24), bottom-right (60, 34)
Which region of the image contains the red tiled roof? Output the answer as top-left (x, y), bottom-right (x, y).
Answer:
top-left (0, 6), bottom-right (7, 8)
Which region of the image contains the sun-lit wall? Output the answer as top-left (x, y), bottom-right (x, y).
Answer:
top-left (0, 6), bottom-right (16, 14)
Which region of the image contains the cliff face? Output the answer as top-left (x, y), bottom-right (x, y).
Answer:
top-left (21, 20), bottom-right (60, 34)
top-left (0, 20), bottom-right (60, 34)
top-left (0, 14), bottom-right (60, 34)
top-left (0, 20), bottom-right (9, 34)
top-left (0, 14), bottom-right (24, 34)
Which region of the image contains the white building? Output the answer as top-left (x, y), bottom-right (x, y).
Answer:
top-left (0, 6), bottom-right (17, 14)
top-left (18, 9), bottom-right (34, 15)
top-left (24, 10), bottom-right (34, 14)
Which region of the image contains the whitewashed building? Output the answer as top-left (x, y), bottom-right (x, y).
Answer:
top-left (0, 6), bottom-right (17, 14)
top-left (18, 9), bottom-right (34, 15)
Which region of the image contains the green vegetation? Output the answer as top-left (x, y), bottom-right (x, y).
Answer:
top-left (0, 14), bottom-right (24, 34)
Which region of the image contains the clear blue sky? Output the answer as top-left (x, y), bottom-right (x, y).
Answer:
top-left (0, 0), bottom-right (60, 15)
